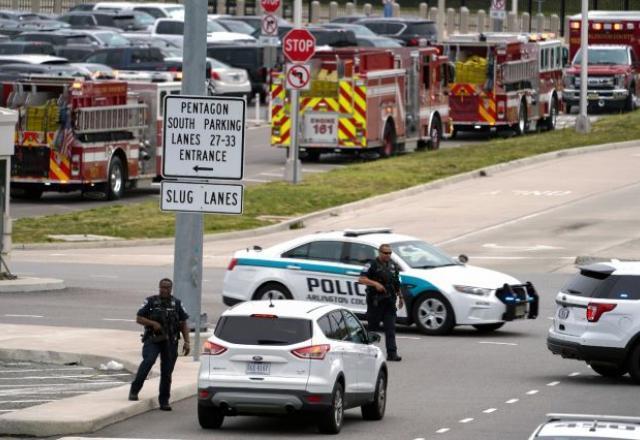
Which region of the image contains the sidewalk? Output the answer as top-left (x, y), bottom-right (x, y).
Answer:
top-left (0, 324), bottom-right (200, 437)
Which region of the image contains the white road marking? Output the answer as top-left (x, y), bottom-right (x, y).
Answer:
top-left (1, 367), bottom-right (94, 373)
top-left (478, 341), bottom-right (518, 346)
top-left (506, 398), bottom-right (519, 404)
top-left (526, 390), bottom-right (539, 395)
top-left (4, 314), bottom-right (43, 318)
top-left (483, 408), bottom-right (497, 414)
top-left (436, 428), bottom-right (450, 434)
top-left (0, 409), bottom-right (16, 412)
top-left (467, 256), bottom-right (575, 260)
top-left (102, 318), bottom-right (136, 322)
top-left (459, 418), bottom-right (474, 423)
top-left (547, 381), bottom-right (560, 386)
top-left (397, 336), bottom-right (422, 340)
top-left (547, 317), bottom-right (555, 320)
top-left (569, 372), bottom-right (581, 377)
top-left (0, 374), bottom-right (130, 380)
top-left (482, 243), bottom-right (563, 252)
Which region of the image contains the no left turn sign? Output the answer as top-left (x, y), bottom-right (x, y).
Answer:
top-left (285, 64), bottom-right (311, 91)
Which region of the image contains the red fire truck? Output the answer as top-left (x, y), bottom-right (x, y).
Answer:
top-left (566, 11), bottom-right (640, 112)
top-left (271, 47), bottom-right (451, 160)
top-left (1, 77), bottom-right (181, 200)
top-left (442, 32), bottom-right (564, 136)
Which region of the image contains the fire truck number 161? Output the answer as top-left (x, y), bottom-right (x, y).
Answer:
top-left (313, 123), bottom-right (333, 135)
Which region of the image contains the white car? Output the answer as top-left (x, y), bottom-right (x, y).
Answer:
top-left (529, 413), bottom-right (640, 439)
top-left (197, 300), bottom-right (387, 434)
top-left (151, 18), bottom-right (256, 47)
top-left (547, 260), bottom-right (640, 382)
top-left (222, 228), bottom-right (539, 335)
top-left (164, 56), bottom-right (251, 97)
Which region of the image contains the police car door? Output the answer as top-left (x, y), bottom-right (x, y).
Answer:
top-left (283, 240), bottom-right (358, 308)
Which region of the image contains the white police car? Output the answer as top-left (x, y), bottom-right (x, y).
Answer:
top-left (529, 413), bottom-right (640, 439)
top-left (547, 260), bottom-right (640, 382)
top-left (197, 300), bottom-right (387, 434)
top-left (222, 228), bottom-right (538, 335)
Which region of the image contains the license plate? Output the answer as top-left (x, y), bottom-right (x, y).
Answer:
top-left (558, 307), bottom-right (570, 320)
top-left (246, 362), bottom-right (271, 375)
top-left (588, 93), bottom-right (599, 100)
top-left (303, 112), bottom-right (338, 144)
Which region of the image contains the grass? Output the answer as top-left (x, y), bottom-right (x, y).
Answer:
top-left (13, 110), bottom-right (640, 244)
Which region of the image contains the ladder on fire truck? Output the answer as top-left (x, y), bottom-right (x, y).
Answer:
top-left (75, 104), bottom-right (148, 134)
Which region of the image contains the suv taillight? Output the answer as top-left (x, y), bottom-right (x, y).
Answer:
top-left (227, 258), bottom-right (237, 271)
top-left (202, 341), bottom-right (227, 355)
top-left (586, 302), bottom-right (617, 322)
top-left (291, 344), bottom-right (330, 360)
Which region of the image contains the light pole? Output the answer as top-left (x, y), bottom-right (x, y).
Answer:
top-left (575, 0), bottom-right (591, 133)
top-left (437, 0), bottom-right (445, 42)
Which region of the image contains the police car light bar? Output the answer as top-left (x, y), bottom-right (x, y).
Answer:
top-left (343, 228), bottom-right (392, 237)
top-left (546, 413), bottom-right (640, 424)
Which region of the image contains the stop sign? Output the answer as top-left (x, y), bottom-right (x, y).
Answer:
top-left (282, 28), bottom-right (316, 63)
top-left (260, 0), bottom-right (280, 14)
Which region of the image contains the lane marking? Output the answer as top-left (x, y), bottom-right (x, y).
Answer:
top-left (0, 409), bottom-right (15, 412)
top-left (547, 381), bottom-right (560, 386)
top-left (0, 374), bottom-right (131, 380)
top-left (483, 408), bottom-right (497, 413)
top-left (547, 317), bottom-right (555, 320)
top-left (0, 381), bottom-right (125, 388)
top-left (0, 367), bottom-right (94, 373)
top-left (478, 341), bottom-right (518, 346)
top-left (506, 398), bottom-right (519, 404)
top-left (4, 314), bottom-right (43, 318)
top-left (102, 318), bottom-right (136, 322)
top-left (526, 390), bottom-right (539, 395)
top-left (569, 372), bottom-right (581, 377)
top-left (397, 336), bottom-right (422, 340)
top-left (459, 418), bottom-right (474, 423)
top-left (436, 428), bottom-right (450, 434)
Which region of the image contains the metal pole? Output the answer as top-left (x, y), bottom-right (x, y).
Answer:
top-left (173, 0), bottom-right (207, 361)
top-left (284, 0), bottom-right (302, 183)
top-left (437, 0), bottom-right (444, 42)
top-left (512, 0), bottom-right (517, 14)
top-left (560, 0), bottom-right (565, 36)
top-left (575, 0), bottom-right (591, 133)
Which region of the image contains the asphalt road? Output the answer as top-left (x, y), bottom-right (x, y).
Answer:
top-left (9, 114), bottom-right (582, 219)
top-left (5, 141), bottom-right (638, 440)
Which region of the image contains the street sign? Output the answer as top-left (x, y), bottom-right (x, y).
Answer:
top-left (161, 181), bottom-right (244, 214)
top-left (490, 0), bottom-right (507, 19)
top-left (261, 14), bottom-right (278, 36)
top-left (282, 28), bottom-right (316, 63)
top-left (260, 0), bottom-right (280, 13)
top-left (285, 63), bottom-right (311, 90)
top-left (162, 95), bottom-right (245, 180)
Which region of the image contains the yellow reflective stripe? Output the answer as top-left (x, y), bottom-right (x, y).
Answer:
top-left (49, 158), bottom-right (68, 182)
top-left (339, 81), bottom-right (352, 114)
top-left (478, 105), bottom-right (496, 125)
top-left (324, 98), bottom-right (340, 113)
top-left (353, 85), bottom-right (367, 125)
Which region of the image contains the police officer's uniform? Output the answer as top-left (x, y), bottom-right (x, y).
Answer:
top-left (129, 295), bottom-right (189, 407)
top-left (360, 258), bottom-right (401, 358)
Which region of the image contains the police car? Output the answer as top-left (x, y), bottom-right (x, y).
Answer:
top-left (222, 229), bottom-right (538, 335)
top-left (547, 260), bottom-right (640, 382)
top-left (528, 413), bottom-right (640, 439)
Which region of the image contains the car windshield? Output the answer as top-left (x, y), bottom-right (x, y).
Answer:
top-left (391, 240), bottom-right (458, 269)
top-left (219, 20), bottom-right (255, 35)
top-left (166, 6), bottom-right (185, 19)
top-left (207, 20), bottom-right (228, 33)
top-left (215, 316), bottom-right (312, 345)
top-left (95, 31), bottom-right (129, 46)
top-left (573, 48), bottom-right (630, 65)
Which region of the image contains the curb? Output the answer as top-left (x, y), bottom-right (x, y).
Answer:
top-left (0, 277), bottom-right (65, 293)
top-left (12, 139), bottom-right (640, 251)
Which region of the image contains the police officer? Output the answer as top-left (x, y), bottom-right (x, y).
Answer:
top-left (129, 278), bottom-right (190, 411)
top-left (359, 244), bottom-right (404, 362)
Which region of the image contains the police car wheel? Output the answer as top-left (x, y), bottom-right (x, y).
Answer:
top-left (472, 323), bottom-right (505, 333)
top-left (318, 381), bottom-right (344, 434)
top-left (361, 369), bottom-right (386, 421)
top-left (412, 293), bottom-right (455, 335)
top-left (198, 403), bottom-right (224, 429)
top-left (253, 283), bottom-right (293, 301)
top-left (627, 343), bottom-right (640, 384)
top-left (589, 361), bottom-right (628, 378)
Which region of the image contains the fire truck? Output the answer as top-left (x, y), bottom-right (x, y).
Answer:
top-left (442, 32), bottom-right (564, 136)
top-left (566, 11), bottom-right (640, 112)
top-left (270, 47), bottom-right (451, 160)
top-left (0, 77), bottom-right (181, 200)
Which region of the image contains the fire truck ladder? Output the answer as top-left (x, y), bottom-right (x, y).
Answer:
top-left (74, 104), bottom-right (148, 134)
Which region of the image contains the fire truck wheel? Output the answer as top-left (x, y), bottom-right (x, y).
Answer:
top-left (544, 96), bottom-right (558, 131)
top-left (380, 122), bottom-right (397, 158)
top-left (514, 100), bottom-right (527, 136)
top-left (427, 117), bottom-right (442, 150)
top-left (12, 187), bottom-right (42, 200)
top-left (300, 150), bottom-right (320, 162)
top-left (105, 157), bottom-right (125, 200)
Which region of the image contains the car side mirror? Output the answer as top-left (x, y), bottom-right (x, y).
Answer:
top-left (457, 254), bottom-right (469, 264)
top-left (367, 332), bottom-right (381, 344)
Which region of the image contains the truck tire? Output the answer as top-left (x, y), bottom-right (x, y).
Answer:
top-left (544, 96), bottom-right (558, 131)
top-left (428, 117), bottom-right (442, 150)
top-left (412, 292), bottom-right (455, 335)
top-left (105, 156), bottom-right (125, 200)
top-left (514, 100), bottom-right (527, 136)
top-left (380, 121), bottom-right (397, 158)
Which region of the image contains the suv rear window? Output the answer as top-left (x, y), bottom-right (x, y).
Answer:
top-left (561, 271), bottom-right (640, 299)
top-left (215, 316), bottom-right (312, 345)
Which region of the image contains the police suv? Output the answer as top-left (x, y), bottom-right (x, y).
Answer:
top-left (222, 229), bottom-right (538, 335)
top-left (547, 260), bottom-right (640, 382)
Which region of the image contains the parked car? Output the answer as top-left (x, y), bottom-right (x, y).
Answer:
top-left (54, 44), bottom-right (99, 62)
top-left (0, 19), bottom-right (20, 36)
top-left (0, 62), bottom-right (91, 80)
top-left (0, 10), bottom-right (47, 21)
top-left (215, 18), bottom-right (257, 37)
top-left (124, 34), bottom-right (182, 57)
top-left (0, 54), bottom-right (68, 65)
top-left (529, 413), bottom-right (640, 439)
top-left (93, 2), bottom-right (185, 19)
top-left (356, 17), bottom-right (437, 46)
top-left (0, 41), bottom-right (55, 55)
top-left (165, 56), bottom-right (251, 97)
top-left (12, 29), bottom-right (129, 47)
top-left (308, 26), bottom-right (358, 48)
top-left (329, 14), bottom-right (370, 24)
top-left (197, 300), bottom-right (387, 434)
top-left (221, 15), bottom-right (291, 33)
top-left (15, 19), bottom-right (71, 32)
top-left (69, 3), bottom-right (97, 12)
top-left (151, 18), bottom-right (256, 47)
top-left (321, 23), bottom-right (403, 47)
top-left (83, 46), bottom-right (170, 71)
top-left (71, 62), bottom-right (115, 78)
top-left (58, 10), bottom-right (154, 32)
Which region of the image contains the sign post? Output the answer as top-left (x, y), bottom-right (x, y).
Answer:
top-left (282, 27), bottom-right (315, 184)
top-left (260, 0), bottom-right (280, 43)
top-left (490, 0), bottom-right (506, 31)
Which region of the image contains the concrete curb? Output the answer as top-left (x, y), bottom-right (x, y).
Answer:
top-left (0, 277), bottom-right (65, 293)
top-left (12, 139), bottom-right (640, 251)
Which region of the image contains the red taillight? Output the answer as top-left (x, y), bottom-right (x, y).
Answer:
top-left (199, 389), bottom-right (210, 399)
top-left (291, 344), bottom-right (330, 360)
top-left (227, 258), bottom-right (237, 271)
top-left (251, 314), bottom-right (278, 318)
top-left (586, 303), bottom-right (617, 322)
top-left (306, 395), bottom-right (323, 403)
top-left (202, 341), bottom-right (227, 355)
top-left (407, 38), bottom-right (418, 46)
top-left (211, 70), bottom-right (221, 80)
top-left (168, 66), bottom-right (179, 72)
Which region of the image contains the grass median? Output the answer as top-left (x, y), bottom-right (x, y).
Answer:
top-left (13, 110), bottom-right (640, 244)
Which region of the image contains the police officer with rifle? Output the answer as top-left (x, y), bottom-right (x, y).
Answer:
top-left (129, 278), bottom-right (190, 410)
top-left (359, 244), bottom-right (404, 362)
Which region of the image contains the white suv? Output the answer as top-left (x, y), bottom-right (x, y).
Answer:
top-left (197, 300), bottom-right (388, 434)
top-left (547, 261), bottom-right (640, 382)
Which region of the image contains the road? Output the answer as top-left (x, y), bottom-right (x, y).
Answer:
top-left (10, 114), bottom-right (583, 219)
top-left (2, 143), bottom-right (639, 439)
